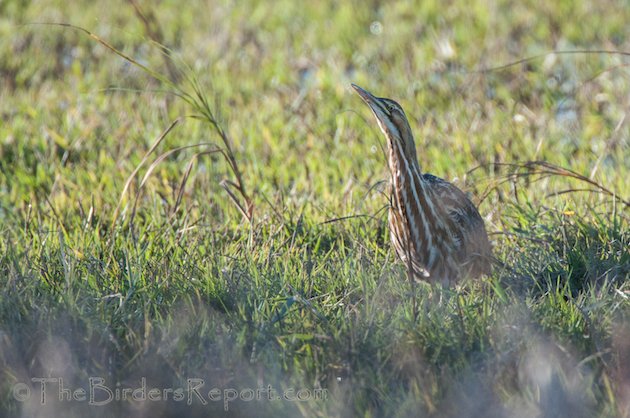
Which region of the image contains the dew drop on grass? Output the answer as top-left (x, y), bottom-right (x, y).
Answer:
top-left (370, 21), bottom-right (383, 35)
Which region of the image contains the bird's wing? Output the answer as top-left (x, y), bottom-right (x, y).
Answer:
top-left (422, 174), bottom-right (492, 275)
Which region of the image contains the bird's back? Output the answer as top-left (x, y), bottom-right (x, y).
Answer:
top-left (388, 173), bottom-right (492, 284)
top-left (422, 174), bottom-right (492, 278)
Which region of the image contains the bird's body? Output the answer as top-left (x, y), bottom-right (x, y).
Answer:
top-left (352, 84), bottom-right (492, 285)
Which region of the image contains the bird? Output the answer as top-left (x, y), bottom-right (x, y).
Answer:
top-left (352, 84), bottom-right (492, 286)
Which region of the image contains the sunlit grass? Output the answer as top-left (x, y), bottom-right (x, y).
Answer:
top-left (1, 0), bottom-right (629, 417)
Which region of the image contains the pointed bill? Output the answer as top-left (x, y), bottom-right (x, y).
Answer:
top-left (351, 84), bottom-right (389, 117)
top-left (351, 83), bottom-right (397, 140)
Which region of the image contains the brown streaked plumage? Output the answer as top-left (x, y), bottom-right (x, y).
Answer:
top-left (352, 84), bottom-right (492, 285)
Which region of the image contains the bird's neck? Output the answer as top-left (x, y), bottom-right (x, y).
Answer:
top-left (388, 138), bottom-right (421, 180)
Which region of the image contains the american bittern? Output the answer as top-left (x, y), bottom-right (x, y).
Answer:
top-left (352, 84), bottom-right (492, 286)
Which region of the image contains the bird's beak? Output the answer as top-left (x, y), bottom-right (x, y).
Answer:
top-left (351, 84), bottom-right (383, 111)
top-left (352, 84), bottom-right (391, 125)
top-left (351, 83), bottom-right (376, 103)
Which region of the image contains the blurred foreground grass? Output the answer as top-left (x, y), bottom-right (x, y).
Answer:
top-left (0, 0), bottom-right (629, 416)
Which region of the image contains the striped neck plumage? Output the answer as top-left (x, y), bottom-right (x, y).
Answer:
top-left (376, 101), bottom-right (421, 179)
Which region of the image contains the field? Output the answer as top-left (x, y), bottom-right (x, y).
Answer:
top-left (1, 0), bottom-right (629, 416)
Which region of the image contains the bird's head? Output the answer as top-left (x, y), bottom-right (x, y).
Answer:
top-left (352, 84), bottom-right (418, 166)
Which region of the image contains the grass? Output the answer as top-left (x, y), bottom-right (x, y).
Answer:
top-left (1, 0), bottom-right (629, 416)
